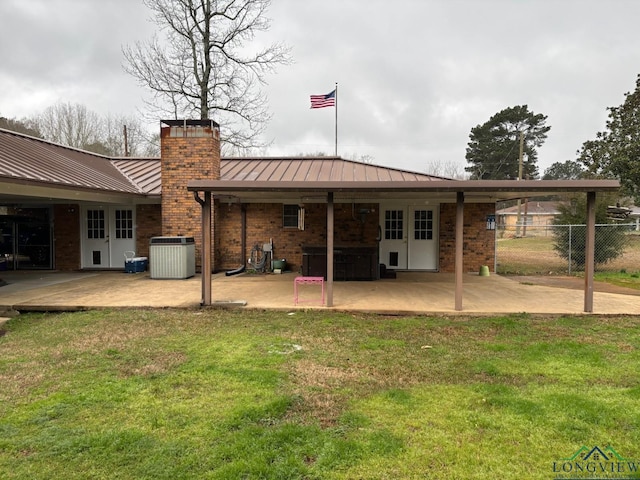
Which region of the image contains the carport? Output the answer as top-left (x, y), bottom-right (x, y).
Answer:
top-left (188, 178), bottom-right (620, 312)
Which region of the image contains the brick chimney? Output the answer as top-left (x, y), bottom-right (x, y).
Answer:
top-left (160, 119), bottom-right (220, 267)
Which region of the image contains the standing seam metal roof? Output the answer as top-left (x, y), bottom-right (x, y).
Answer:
top-left (0, 129), bottom-right (142, 193)
top-left (220, 157), bottom-right (444, 183)
top-left (1, 128), bottom-right (448, 198)
top-left (111, 158), bottom-right (162, 195)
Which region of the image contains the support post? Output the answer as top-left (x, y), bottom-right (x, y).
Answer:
top-left (202, 191), bottom-right (212, 306)
top-left (327, 192), bottom-right (334, 307)
top-left (455, 191), bottom-right (464, 311)
top-left (584, 191), bottom-right (596, 312)
top-left (515, 131), bottom-right (524, 237)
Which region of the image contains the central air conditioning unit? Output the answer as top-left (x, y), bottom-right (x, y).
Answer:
top-left (149, 236), bottom-right (196, 279)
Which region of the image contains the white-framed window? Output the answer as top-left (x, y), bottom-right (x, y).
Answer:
top-left (384, 210), bottom-right (404, 240)
top-left (283, 205), bottom-right (299, 228)
top-left (413, 209), bottom-right (433, 240)
top-left (114, 209), bottom-right (133, 239)
top-left (87, 209), bottom-right (105, 239)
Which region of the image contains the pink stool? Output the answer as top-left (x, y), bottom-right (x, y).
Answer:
top-left (294, 276), bottom-right (325, 306)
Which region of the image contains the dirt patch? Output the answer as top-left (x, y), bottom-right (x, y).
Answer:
top-left (506, 275), bottom-right (640, 296)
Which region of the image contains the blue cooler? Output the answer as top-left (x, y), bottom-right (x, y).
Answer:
top-left (124, 251), bottom-right (148, 273)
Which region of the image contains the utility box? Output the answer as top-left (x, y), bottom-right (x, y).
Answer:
top-left (149, 236), bottom-right (196, 279)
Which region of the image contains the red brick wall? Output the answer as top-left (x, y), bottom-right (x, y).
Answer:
top-left (160, 123), bottom-right (220, 270)
top-left (215, 202), bottom-right (243, 268)
top-left (51, 199), bottom-right (493, 273)
top-left (215, 202), bottom-right (379, 272)
top-left (439, 203), bottom-right (495, 273)
top-left (53, 204), bottom-right (81, 270)
top-left (136, 204), bottom-right (162, 258)
top-left (214, 201), bottom-right (495, 273)
top-left (52, 204), bottom-right (162, 270)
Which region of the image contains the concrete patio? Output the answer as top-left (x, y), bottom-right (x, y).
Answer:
top-left (1, 270), bottom-right (639, 315)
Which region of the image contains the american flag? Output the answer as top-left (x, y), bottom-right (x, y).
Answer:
top-left (310, 89), bottom-right (336, 108)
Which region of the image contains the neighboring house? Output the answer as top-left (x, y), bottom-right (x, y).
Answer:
top-left (497, 200), bottom-right (560, 229)
top-left (498, 201), bottom-right (640, 233)
top-left (0, 121), bottom-right (620, 287)
top-left (496, 200), bottom-right (562, 238)
top-left (629, 206), bottom-right (640, 231)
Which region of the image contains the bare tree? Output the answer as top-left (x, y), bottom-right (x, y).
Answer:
top-left (343, 153), bottom-right (375, 164)
top-left (0, 116), bottom-right (43, 138)
top-left (32, 103), bottom-right (159, 157)
top-left (424, 159), bottom-right (467, 179)
top-left (36, 102), bottom-right (103, 150)
top-left (123, 0), bottom-right (290, 151)
top-left (103, 114), bottom-right (160, 157)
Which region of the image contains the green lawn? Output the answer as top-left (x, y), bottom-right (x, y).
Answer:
top-left (1, 310), bottom-right (640, 479)
top-left (497, 233), bottom-right (640, 278)
top-left (594, 270), bottom-right (640, 290)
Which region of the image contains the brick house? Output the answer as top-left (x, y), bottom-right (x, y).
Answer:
top-left (159, 120), bottom-right (499, 278)
top-left (497, 200), bottom-right (560, 228)
top-left (0, 119), bottom-right (619, 307)
top-left (0, 120), bottom-right (494, 275)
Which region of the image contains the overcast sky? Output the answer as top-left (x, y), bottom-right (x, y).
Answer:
top-left (1, 0), bottom-right (639, 176)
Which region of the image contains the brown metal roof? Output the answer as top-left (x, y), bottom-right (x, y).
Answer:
top-left (0, 128), bottom-right (141, 194)
top-left (221, 157), bottom-right (443, 182)
top-left (111, 158), bottom-right (161, 195)
top-left (108, 157), bottom-right (444, 197)
top-left (0, 127), bottom-right (623, 204)
top-left (1, 127), bottom-right (447, 200)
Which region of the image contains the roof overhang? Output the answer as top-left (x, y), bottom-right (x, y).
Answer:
top-left (0, 177), bottom-right (160, 205)
top-left (187, 179), bottom-right (621, 203)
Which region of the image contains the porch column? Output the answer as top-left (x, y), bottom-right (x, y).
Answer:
top-left (327, 192), bottom-right (334, 307)
top-left (584, 191), bottom-right (596, 312)
top-left (202, 191), bottom-right (212, 306)
top-left (455, 191), bottom-right (464, 311)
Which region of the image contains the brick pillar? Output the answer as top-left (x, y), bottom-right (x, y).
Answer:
top-left (160, 120), bottom-right (220, 270)
top-left (53, 204), bottom-right (81, 270)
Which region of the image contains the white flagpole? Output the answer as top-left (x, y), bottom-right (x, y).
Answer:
top-left (334, 82), bottom-right (338, 156)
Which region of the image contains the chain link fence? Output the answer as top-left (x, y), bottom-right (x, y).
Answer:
top-left (496, 223), bottom-right (640, 275)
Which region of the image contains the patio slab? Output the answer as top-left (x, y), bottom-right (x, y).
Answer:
top-left (1, 270), bottom-right (639, 315)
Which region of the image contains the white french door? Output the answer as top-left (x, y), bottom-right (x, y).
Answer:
top-left (379, 203), bottom-right (439, 270)
top-left (81, 206), bottom-right (136, 268)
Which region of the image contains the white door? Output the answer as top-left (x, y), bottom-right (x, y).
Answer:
top-left (109, 208), bottom-right (135, 267)
top-left (379, 207), bottom-right (407, 269)
top-left (82, 206), bottom-right (136, 268)
top-left (83, 207), bottom-right (109, 268)
top-left (408, 207), bottom-right (438, 270)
